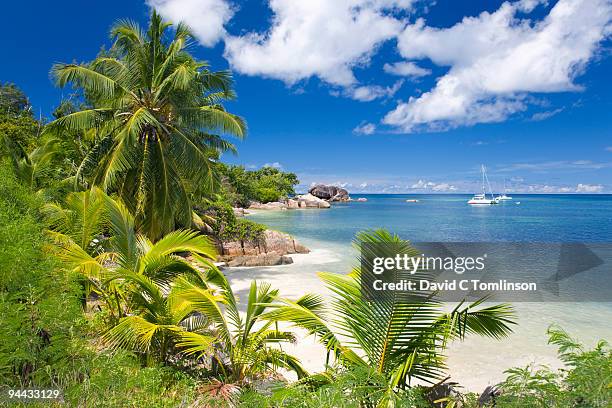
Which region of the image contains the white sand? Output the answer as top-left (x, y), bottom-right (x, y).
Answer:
top-left (225, 240), bottom-right (612, 392)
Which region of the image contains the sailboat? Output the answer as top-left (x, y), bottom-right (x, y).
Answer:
top-left (468, 165), bottom-right (498, 205)
top-left (496, 178), bottom-right (513, 201)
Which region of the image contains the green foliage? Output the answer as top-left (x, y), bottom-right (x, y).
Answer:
top-left (45, 12), bottom-right (246, 240)
top-left (0, 83), bottom-right (41, 160)
top-left (0, 112), bottom-right (40, 154)
top-left (0, 82), bottom-right (30, 114)
top-left (492, 325), bottom-right (612, 408)
top-left (218, 163), bottom-right (299, 206)
top-left (225, 218), bottom-right (267, 243)
top-left (262, 229), bottom-right (516, 397)
top-left (0, 163), bottom-right (85, 387)
top-left (62, 350), bottom-right (199, 407)
top-left (45, 187), bottom-right (219, 330)
top-left (197, 198), bottom-right (266, 242)
top-left (177, 273), bottom-right (308, 386)
top-left (239, 367), bottom-right (430, 407)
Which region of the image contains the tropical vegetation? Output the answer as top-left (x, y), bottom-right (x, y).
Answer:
top-left (45, 12), bottom-right (246, 240)
top-left (218, 163), bottom-right (299, 207)
top-left (0, 10), bottom-right (609, 408)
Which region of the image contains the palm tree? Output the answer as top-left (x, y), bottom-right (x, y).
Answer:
top-left (178, 265), bottom-right (308, 387)
top-left (45, 187), bottom-right (218, 323)
top-left (1, 136), bottom-right (60, 193)
top-left (104, 273), bottom-right (220, 364)
top-left (45, 12), bottom-right (246, 240)
top-left (261, 230), bottom-right (516, 405)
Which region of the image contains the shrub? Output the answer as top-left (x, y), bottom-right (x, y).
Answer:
top-left (218, 163), bottom-right (299, 206)
top-left (63, 351), bottom-right (198, 407)
top-left (489, 325), bottom-right (611, 408)
top-left (239, 367), bottom-right (430, 407)
top-left (0, 162), bottom-right (86, 387)
top-left (197, 199), bottom-right (266, 243)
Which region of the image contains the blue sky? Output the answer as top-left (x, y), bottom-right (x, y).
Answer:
top-left (1, 0), bottom-right (611, 193)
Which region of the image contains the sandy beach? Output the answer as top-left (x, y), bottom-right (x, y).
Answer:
top-left (225, 238), bottom-right (612, 391)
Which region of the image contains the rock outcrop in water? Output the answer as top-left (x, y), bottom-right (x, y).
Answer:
top-left (248, 201), bottom-right (289, 210)
top-left (217, 229), bottom-right (310, 267)
top-left (308, 184), bottom-right (350, 201)
top-left (248, 194), bottom-right (331, 210)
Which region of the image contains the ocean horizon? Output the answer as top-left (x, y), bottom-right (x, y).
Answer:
top-left (229, 193), bottom-right (612, 390)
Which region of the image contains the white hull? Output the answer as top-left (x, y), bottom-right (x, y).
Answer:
top-left (468, 165), bottom-right (498, 205)
top-left (468, 199), bottom-right (497, 205)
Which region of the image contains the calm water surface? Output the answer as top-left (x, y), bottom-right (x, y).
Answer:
top-left (233, 194), bottom-right (612, 390)
top-left (248, 194), bottom-right (612, 243)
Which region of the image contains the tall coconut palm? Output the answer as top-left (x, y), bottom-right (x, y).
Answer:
top-left (262, 230), bottom-right (516, 405)
top-left (45, 12), bottom-right (246, 240)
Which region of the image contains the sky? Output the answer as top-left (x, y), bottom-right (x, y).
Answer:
top-left (1, 0), bottom-right (611, 193)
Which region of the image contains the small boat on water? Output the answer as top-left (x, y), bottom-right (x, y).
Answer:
top-left (469, 193), bottom-right (497, 205)
top-left (406, 199), bottom-right (419, 203)
top-left (468, 165), bottom-right (498, 205)
top-left (495, 179), bottom-right (513, 201)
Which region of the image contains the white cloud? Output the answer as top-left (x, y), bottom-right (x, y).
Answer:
top-left (520, 182), bottom-right (605, 193)
top-left (576, 183), bottom-right (604, 193)
top-left (530, 107), bottom-right (564, 121)
top-left (383, 61), bottom-right (431, 77)
top-left (605, 146), bottom-right (612, 152)
top-left (411, 179), bottom-right (457, 191)
top-left (353, 122), bottom-right (377, 134)
top-left (411, 179), bottom-right (429, 188)
top-left (384, 0), bottom-right (612, 132)
top-left (516, 0), bottom-right (549, 12)
top-left (263, 162), bottom-right (283, 169)
top-left (223, 0), bottom-right (412, 86)
top-left (431, 183), bottom-right (457, 191)
top-left (498, 160), bottom-right (611, 172)
top-left (147, 0), bottom-right (233, 46)
top-left (348, 80), bottom-right (404, 101)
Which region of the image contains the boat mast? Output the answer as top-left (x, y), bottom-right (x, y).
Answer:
top-left (483, 165), bottom-right (494, 199)
top-left (481, 165), bottom-right (486, 195)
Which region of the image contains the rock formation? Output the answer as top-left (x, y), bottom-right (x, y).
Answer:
top-left (217, 229), bottom-right (309, 267)
top-left (248, 201), bottom-right (288, 210)
top-left (247, 194), bottom-right (331, 210)
top-left (292, 193), bottom-right (331, 208)
top-left (308, 184), bottom-right (350, 201)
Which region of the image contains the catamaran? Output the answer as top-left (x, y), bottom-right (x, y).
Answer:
top-left (496, 179), bottom-right (513, 201)
top-left (468, 165), bottom-right (498, 205)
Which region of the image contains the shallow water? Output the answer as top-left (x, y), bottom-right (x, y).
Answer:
top-left (227, 194), bottom-right (612, 391)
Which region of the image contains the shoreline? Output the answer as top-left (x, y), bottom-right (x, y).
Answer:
top-left (225, 220), bottom-right (612, 392)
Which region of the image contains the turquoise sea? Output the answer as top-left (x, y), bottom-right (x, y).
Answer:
top-left (230, 194), bottom-right (612, 390)
top-left (248, 194), bottom-right (612, 243)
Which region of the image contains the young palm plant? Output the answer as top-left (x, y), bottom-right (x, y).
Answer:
top-left (45, 187), bottom-right (218, 324)
top-left (1, 137), bottom-right (61, 194)
top-left (45, 12), bottom-right (246, 240)
top-left (261, 230), bottom-right (516, 406)
top-left (103, 273), bottom-right (221, 365)
top-left (178, 263), bottom-right (308, 393)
